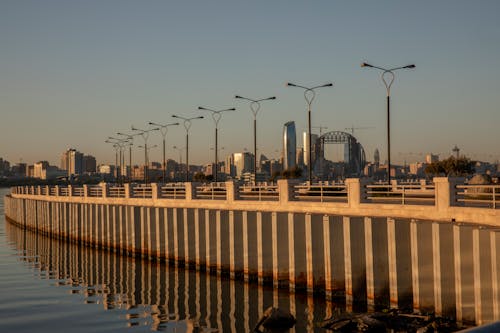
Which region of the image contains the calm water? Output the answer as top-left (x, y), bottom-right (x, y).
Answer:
top-left (0, 188), bottom-right (347, 332)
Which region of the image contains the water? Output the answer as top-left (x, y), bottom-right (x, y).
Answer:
top-left (0, 188), bottom-right (344, 332)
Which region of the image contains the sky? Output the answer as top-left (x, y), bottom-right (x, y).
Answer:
top-left (1, 0), bottom-right (499, 167)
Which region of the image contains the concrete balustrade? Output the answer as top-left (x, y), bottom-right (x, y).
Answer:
top-left (3, 177), bottom-right (500, 325)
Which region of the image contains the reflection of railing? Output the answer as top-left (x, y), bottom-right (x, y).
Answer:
top-left (457, 185), bottom-right (499, 209)
top-left (365, 183), bottom-right (435, 205)
top-left (196, 183), bottom-right (227, 200)
top-left (160, 183), bottom-right (186, 199)
top-left (294, 182), bottom-right (348, 203)
top-left (239, 183), bottom-right (279, 201)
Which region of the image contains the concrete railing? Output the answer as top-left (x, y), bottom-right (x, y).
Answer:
top-left (10, 178), bottom-right (500, 208)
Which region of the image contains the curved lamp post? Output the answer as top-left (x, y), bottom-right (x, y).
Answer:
top-left (235, 95), bottom-right (276, 183)
top-left (198, 106), bottom-right (235, 182)
top-left (131, 126), bottom-right (159, 184)
top-left (148, 121), bottom-right (179, 183)
top-left (117, 132), bottom-right (137, 182)
top-left (172, 115), bottom-right (204, 182)
top-left (172, 145), bottom-right (185, 177)
top-left (286, 82), bottom-right (333, 182)
top-left (361, 62), bottom-right (415, 185)
top-left (105, 140), bottom-right (120, 182)
top-left (108, 136), bottom-right (129, 182)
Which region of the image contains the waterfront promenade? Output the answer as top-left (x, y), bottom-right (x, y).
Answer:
top-left (4, 178), bottom-right (500, 324)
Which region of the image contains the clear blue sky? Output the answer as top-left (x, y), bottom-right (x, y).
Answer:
top-left (1, 0), bottom-right (499, 166)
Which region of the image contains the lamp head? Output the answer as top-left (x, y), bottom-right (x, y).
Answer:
top-left (286, 82), bottom-right (296, 87)
top-left (235, 95), bottom-right (242, 99)
top-left (268, 96), bottom-right (277, 100)
top-left (405, 64), bottom-right (416, 69)
top-left (322, 83), bottom-right (333, 87)
top-left (361, 62), bottom-right (373, 68)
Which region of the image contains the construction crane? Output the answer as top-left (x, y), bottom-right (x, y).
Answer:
top-left (312, 125), bottom-right (328, 136)
top-left (345, 126), bottom-right (374, 136)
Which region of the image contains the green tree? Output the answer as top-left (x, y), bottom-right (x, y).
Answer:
top-left (424, 156), bottom-right (474, 177)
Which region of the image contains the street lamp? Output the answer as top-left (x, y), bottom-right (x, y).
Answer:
top-left (105, 140), bottom-right (120, 182)
top-left (117, 132), bottom-right (137, 182)
top-left (172, 115), bottom-right (204, 182)
top-left (361, 62), bottom-right (415, 185)
top-left (107, 136), bottom-right (130, 183)
top-left (286, 82), bottom-right (333, 182)
top-left (137, 144), bottom-right (158, 180)
top-left (148, 121), bottom-right (179, 183)
top-left (198, 106), bottom-right (236, 183)
top-left (235, 95), bottom-right (276, 183)
top-left (172, 145), bottom-right (185, 178)
top-left (131, 126), bottom-right (160, 184)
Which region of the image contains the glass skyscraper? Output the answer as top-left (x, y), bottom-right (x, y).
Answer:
top-left (283, 121), bottom-right (296, 170)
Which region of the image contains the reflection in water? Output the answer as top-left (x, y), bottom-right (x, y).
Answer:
top-left (5, 222), bottom-right (346, 332)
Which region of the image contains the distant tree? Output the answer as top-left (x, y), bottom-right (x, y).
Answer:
top-left (424, 156), bottom-right (474, 177)
top-left (193, 172), bottom-right (207, 182)
top-left (281, 166), bottom-right (303, 179)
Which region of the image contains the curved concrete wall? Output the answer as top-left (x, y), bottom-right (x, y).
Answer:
top-left (4, 192), bottom-right (500, 325)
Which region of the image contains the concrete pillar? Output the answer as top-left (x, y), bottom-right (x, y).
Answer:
top-left (101, 183), bottom-right (108, 198)
top-left (256, 211), bottom-right (263, 284)
top-left (453, 224), bottom-right (463, 322)
top-left (243, 211), bottom-right (250, 281)
top-left (272, 212), bottom-right (279, 288)
top-left (323, 215), bottom-right (333, 299)
top-left (225, 181), bottom-right (239, 202)
top-left (278, 179), bottom-right (298, 204)
top-left (124, 184), bottom-right (131, 198)
top-left (305, 213), bottom-right (314, 294)
top-left (434, 177), bottom-right (464, 210)
top-left (387, 218), bottom-right (398, 308)
top-left (364, 217), bottom-right (375, 307)
top-left (185, 182), bottom-right (200, 200)
top-left (229, 210), bottom-right (236, 278)
top-left (346, 178), bottom-right (368, 207)
top-left (473, 228), bottom-right (482, 324)
top-left (194, 209), bottom-right (201, 268)
top-left (492, 232), bottom-right (499, 321)
top-left (410, 220), bottom-right (420, 310)
top-left (343, 216), bottom-right (353, 303)
top-left (432, 222), bottom-right (442, 315)
top-left (151, 183), bottom-right (159, 199)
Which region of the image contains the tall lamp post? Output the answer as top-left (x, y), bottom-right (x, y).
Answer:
top-left (148, 121), bottom-right (179, 183)
top-left (172, 145), bottom-right (185, 178)
top-left (131, 126), bottom-right (159, 184)
top-left (235, 95), bottom-right (276, 183)
top-left (361, 62), bottom-right (415, 185)
top-left (172, 115), bottom-right (204, 182)
top-left (137, 144), bottom-right (158, 180)
top-left (286, 82), bottom-right (333, 182)
top-left (117, 132), bottom-right (137, 182)
top-left (107, 137), bottom-right (130, 183)
top-left (198, 106), bottom-right (235, 183)
top-left (105, 140), bottom-right (120, 182)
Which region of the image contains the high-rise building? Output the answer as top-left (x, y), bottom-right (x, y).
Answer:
top-left (33, 161), bottom-right (50, 179)
top-left (68, 149), bottom-right (83, 176)
top-left (83, 155), bottom-right (97, 173)
top-left (233, 152), bottom-right (254, 178)
top-left (425, 153), bottom-right (439, 164)
top-left (283, 121), bottom-right (296, 170)
top-left (303, 131), bottom-right (319, 168)
top-left (374, 149), bottom-right (380, 165)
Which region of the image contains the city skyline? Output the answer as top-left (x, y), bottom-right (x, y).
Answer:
top-left (1, 1), bottom-right (500, 166)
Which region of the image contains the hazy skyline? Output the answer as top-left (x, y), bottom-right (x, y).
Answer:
top-left (1, 1), bottom-right (499, 166)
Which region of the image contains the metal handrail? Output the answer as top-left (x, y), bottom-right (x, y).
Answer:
top-left (294, 182), bottom-right (348, 203)
top-left (365, 184), bottom-right (435, 205)
top-left (160, 183), bottom-right (186, 199)
top-left (239, 183), bottom-right (279, 201)
top-left (456, 184), bottom-right (499, 209)
top-left (196, 183), bottom-right (227, 200)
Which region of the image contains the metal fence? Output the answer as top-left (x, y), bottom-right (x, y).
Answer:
top-left (239, 183), bottom-right (279, 201)
top-left (365, 183), bottom-right (435, 205)
top-left (456, 185), bottom-right (499, 209)
top-left (294, 182), bottom-right (348, 203)
top-left (195, 183), bottom-right (227, 200)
